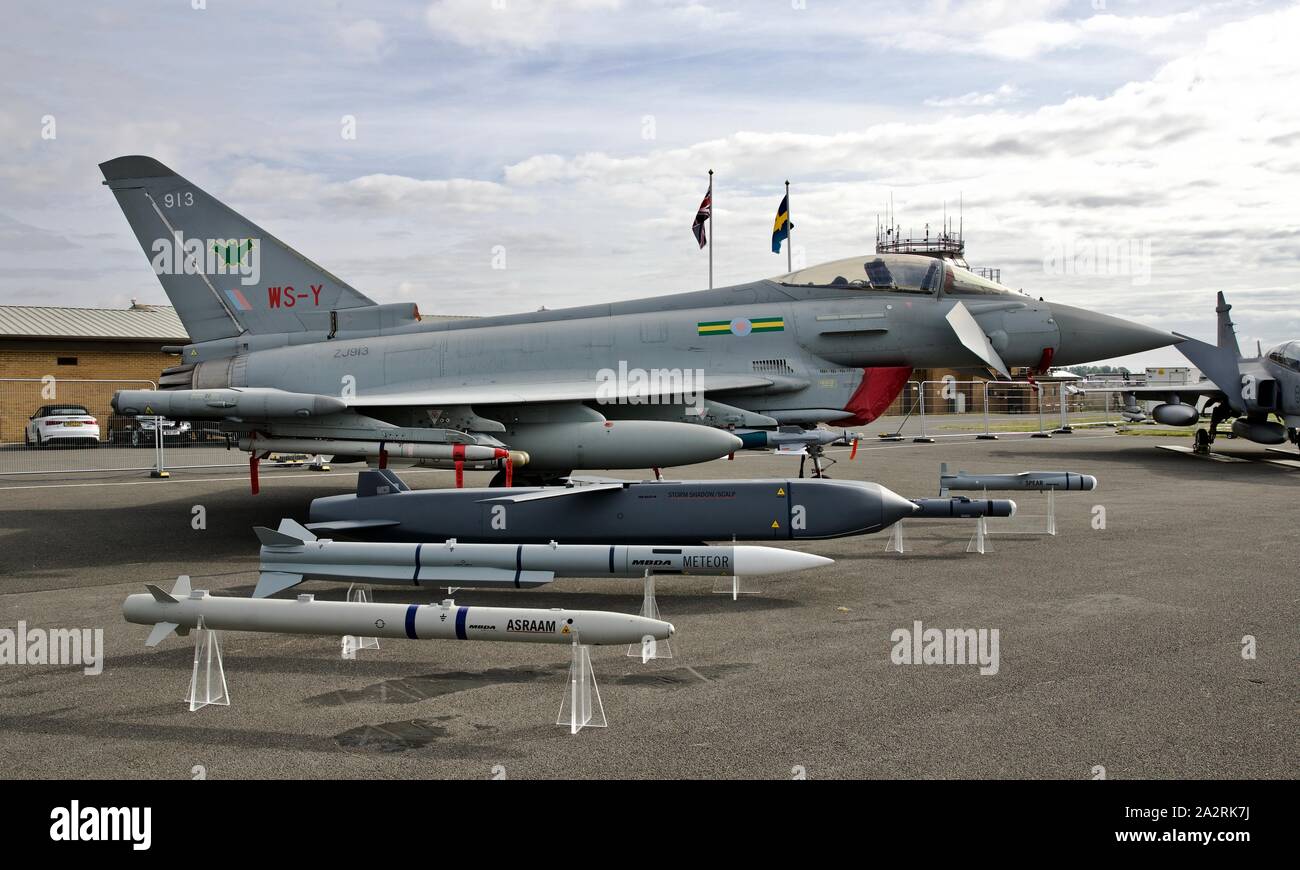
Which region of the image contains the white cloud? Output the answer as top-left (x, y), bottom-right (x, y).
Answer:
top-left (334, 18), bottom-right (388, 63)
top-left (425, 0), bottom-right (623, 50)
top-left (925, 83), bottom-right (1022, 108)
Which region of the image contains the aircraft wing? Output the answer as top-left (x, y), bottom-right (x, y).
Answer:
top-left (349, 373), bottom-right (774, 408)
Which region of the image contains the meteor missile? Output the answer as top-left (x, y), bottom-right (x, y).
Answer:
top-left (909, 497), bottom-right (1018, 519)
top-left (309, 469), bottom-right (920, 543)
top-left (124, 575), bottom-right (673, 647)
top-left (253, 519), bottom-right (834, 597)
top-left (939, 463), bottom-right (1097, 494)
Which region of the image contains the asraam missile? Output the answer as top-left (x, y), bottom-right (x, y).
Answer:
top-left (939, 463), bottom-right (1097, 494)
top-left (308, 469), bottom-right (919, 543)
top-left (124, 575), bottom-right (673, 648)
top-left (253, 518), bottom-right (834, 598)
top-left (910, 497), bottom-right (1017, 519)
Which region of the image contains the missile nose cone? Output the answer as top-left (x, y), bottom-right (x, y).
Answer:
top-left (732, 546), bottom-right (835, 576)
top-left (668, 623), bottom-right (676, 637)
top-left (879, 485), bottom-right (920, 529)
top-left (1050, 303), bottom-right (1179, 366)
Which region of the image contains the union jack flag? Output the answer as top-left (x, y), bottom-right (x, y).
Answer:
top-left (692, 189), bottom-right (711, 248)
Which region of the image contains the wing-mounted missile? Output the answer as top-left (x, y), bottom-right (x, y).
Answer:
top-left (112, 388), bottom-right (348, 419)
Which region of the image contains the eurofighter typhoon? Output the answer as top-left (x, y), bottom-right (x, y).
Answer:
top-left (100, 156), bottom-right (1179, 486)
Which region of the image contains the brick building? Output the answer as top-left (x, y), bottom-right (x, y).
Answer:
top-left (0, 303), bottom-right (187, 443)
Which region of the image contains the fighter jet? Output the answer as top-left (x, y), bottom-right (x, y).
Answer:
top-left (1089, 292), bottom-right (1300, 453)
top-left (99, 155), bottom-right (1179, 486)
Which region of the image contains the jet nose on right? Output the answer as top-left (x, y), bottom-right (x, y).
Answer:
top-left (1050, 303), bottom-right (1180, 366)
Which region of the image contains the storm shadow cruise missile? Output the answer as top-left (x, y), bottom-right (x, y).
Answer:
top-left (253, 519), bottom-right (834, 598)
top-left (307, 469), bottom-right (919, 543)
top-left (939, 463), bottom-right (1098, 494)
top-left (124, 575), bottom-right (672, 647)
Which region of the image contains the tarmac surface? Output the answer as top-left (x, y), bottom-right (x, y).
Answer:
top-left (0, 431), bottom-right (1295, 779)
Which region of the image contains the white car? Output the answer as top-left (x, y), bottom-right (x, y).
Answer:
top-left (24, 404), bottom-right (101, 448)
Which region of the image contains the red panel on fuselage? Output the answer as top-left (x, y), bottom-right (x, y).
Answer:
top-left (842, 366), bottom-right (913, 425)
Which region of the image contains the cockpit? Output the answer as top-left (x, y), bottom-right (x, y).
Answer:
top-left (773, 253), bottom-right (1016, 297)
top-left (1266, 341), bottom-right (1300, 372)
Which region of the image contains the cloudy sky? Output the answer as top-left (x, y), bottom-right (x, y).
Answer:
top-left (3, 0), bottom-right (1299, 368)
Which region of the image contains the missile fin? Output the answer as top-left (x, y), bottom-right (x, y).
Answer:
top-left (254, 526), bottom-right (302, 547)
top-left (146, 584), bottom-right (177, 604)
top-left (278, 517), bottom-right (317, 541)
top-left (145, 621), bottom-right (179, 647)
top-left (254, 571), bottom-right (305, 599)
top-left (171, 574), bottom-right (191, 598)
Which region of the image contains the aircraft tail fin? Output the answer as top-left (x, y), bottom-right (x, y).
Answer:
top-left (1175, 293), bottom-right (1244, 409)
top-left (1214, 291), bottom-right (1242, 357)
top-left (99, 155), bottom-right (375, 343)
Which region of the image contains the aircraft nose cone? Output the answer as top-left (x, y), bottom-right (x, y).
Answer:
top-left (1050, 303), bottom-right (1179, 365)
top-left (878, 485), bottom-right (920, 530)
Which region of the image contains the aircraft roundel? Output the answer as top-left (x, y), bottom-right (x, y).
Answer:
top-left (731, 318), bottom-right (752, 336)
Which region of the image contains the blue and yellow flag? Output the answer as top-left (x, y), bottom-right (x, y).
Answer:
top-left (771, 193), bottom-right (792, 253)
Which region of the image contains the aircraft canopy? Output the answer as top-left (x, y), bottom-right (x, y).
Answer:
top-left (774, 253), bottom-right (1016, 297)
top-left (1266, 341), bottom-right (1300, 372)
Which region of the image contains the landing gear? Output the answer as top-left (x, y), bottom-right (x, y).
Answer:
top-left (1194, 404), bottom-right (1230, 454)
top-left (1193, 428), bottom-right (1211, 454)
top-left (797, 446), bottom-right (835, 479)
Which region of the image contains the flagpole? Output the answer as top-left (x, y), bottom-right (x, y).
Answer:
top-left (708, 169), bottom-right (714, 290)
top-left (785, 179), bottom-right (792, 272)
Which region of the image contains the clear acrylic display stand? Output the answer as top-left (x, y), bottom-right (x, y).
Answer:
top-left (712, 536), bottom-right (758, 599)
top-left (557, 634), bottom-right (606, 734)
top-left (627, 571), bottom-right (672, 661)
top-left (186, 616), bottom-right (230, 712)
top-left (966, 516), bottom-right (991, 555)
top-left (884, 520), bottom-right (910, 554)
top-left (347, 584), bottom-right (379, 651)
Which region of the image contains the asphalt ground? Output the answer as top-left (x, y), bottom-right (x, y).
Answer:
top-left (0, 431), bottom-right (1295, 779)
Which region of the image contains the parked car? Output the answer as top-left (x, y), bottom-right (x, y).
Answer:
top-left (107, 414), bottom-right (192, 447)
top-left (24, 405), bottom-right (101, 448)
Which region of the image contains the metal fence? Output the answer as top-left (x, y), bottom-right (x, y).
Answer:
top-left (0, 378), bottom-right (243, 477)
top-left (867, 380), bottom-right (1118, 442)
